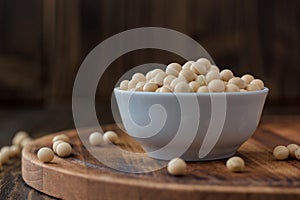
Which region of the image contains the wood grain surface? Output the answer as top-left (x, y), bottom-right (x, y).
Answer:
top-left (1, 0), bottom-right (300, 106)
top-left (22, 119), bottom-right (300, 200)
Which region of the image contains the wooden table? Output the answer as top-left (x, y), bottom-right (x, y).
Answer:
top-left (0, 107), bottom-right (75, 200)
top-left (1, 111), bottom-right (300, 199)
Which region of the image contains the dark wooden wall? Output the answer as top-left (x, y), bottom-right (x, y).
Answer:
top-left (0, 0), bottom-right (299, 109)
top-left (0, 0), bottom-right (42, 103)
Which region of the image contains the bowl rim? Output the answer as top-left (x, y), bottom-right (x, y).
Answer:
top-left (114, 87), bottom-right (269, 96)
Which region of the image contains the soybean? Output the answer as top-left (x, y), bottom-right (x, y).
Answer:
top-left (167, 158), bottom-right (187, 176)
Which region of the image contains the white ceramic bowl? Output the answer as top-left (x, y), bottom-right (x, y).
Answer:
top-left (114, 88), bottom-right (268, 161)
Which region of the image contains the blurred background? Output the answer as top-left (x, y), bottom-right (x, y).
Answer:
top-left (0, 0), bottom-right (299, 145)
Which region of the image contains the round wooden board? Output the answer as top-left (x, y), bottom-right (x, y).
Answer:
top-left (22, 124), bottom-right (300, 200)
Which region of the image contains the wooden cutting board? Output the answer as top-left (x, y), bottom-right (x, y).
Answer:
top-left (22, 118), bottom-right (300, 200)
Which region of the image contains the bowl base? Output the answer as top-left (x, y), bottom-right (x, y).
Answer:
top-left (146, 146), bottom-right (239, 161)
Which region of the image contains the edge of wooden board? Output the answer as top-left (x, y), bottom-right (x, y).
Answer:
top-left (22, 129), bottom-right (300, 200)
